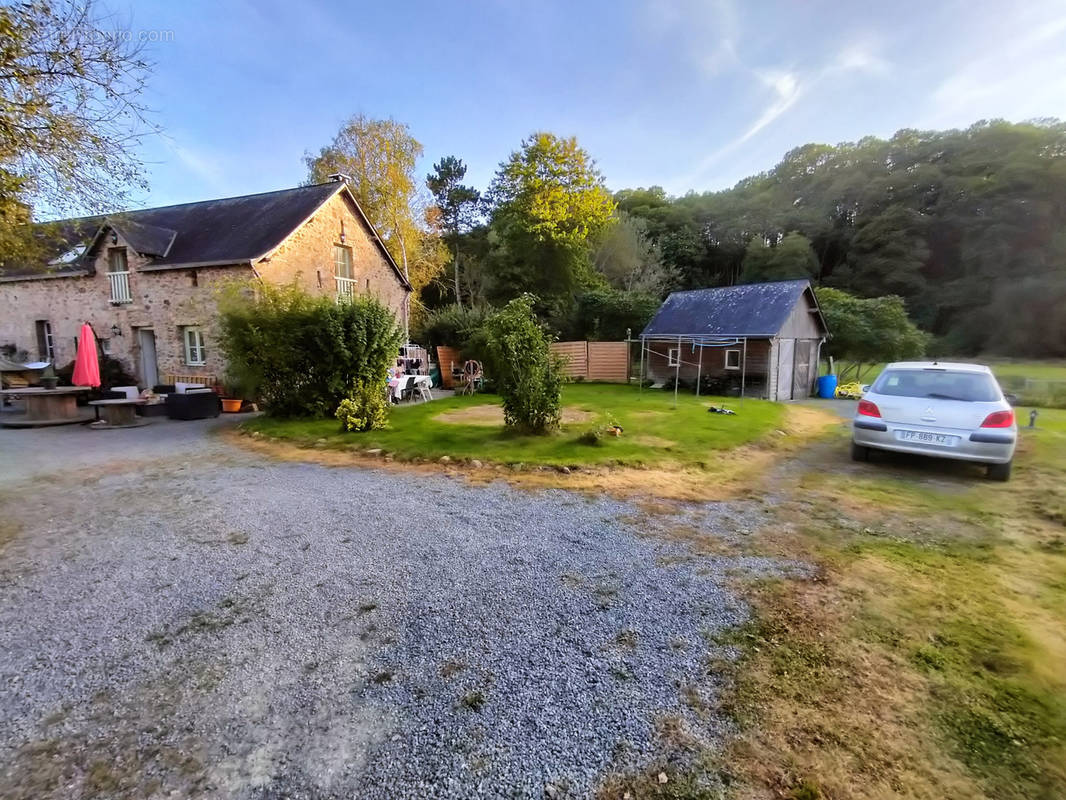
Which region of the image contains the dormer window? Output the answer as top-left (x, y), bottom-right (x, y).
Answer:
top-left (107, 247), bottom-right (132, 303)
top-left (108, 247), bottom-right (128, 273)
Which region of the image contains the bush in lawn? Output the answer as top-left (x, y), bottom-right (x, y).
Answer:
top-left (219, 283), bottom-right (402, 418)
top-left (483, 294), bottom-right (564, 434)
top-left (336, 379), bottom-right (390, 431)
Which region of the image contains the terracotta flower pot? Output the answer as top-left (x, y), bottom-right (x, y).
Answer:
top-left (221, 398), bottom-right (243, 413)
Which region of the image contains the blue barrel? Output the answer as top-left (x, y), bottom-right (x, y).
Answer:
top-left (817, 374), bottom-right (838, 399)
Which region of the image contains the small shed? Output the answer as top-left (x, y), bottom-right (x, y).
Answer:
top-left (638, 279), bottom-right (829, 401)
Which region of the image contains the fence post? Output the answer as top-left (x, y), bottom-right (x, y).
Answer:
top-left (740, 337), bottom-right (747, 401)
top-left (696, 339), bottom-right (702, 397)
top-left (674, 334), bottom-right (682, 409)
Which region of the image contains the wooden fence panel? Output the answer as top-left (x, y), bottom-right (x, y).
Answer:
top-left (549, 341), bottom-right (629, 382)
top-left (436, 346), bottom-right (461, 388)
top-left (551, 341), bottom-right (588, 378)
top-left (587, 341), bottom-right (629, 382)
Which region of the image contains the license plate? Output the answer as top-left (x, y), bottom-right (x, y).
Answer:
top-left (895, 430), bottom-right (958, 447)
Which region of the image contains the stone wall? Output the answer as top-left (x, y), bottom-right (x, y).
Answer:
top-left (0, 187), bottom-right (410, 388)
top-left (0, 228), bottom-right (246, 385)
top-left (257, 190), bottom-right (408, 326)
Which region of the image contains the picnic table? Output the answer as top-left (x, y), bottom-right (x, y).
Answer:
top-left (89, 398), bottom-right (148, 428)
top-left (0, 386), bottom-right (91, 428)
top-left (389, 373), bottom-right (433, 401)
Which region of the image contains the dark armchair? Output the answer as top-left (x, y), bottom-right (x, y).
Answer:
top-left (165, 390), bottom-right (221, 420)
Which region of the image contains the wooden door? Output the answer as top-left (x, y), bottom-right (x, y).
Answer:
top-left (138, 329), bottom-right (159, 389)
top-left (792, 340), bottom-right (812, 399)
top-left (777, 338), bottom-right (794, 400)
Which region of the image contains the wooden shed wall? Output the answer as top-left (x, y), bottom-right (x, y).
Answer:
top-left (779, 291), bottom-right (826, 338)
top-left (644, 338), bottom-right (771, 384)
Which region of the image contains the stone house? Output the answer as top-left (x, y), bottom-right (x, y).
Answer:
top-left (0, 178), bottom-right (411, 388)
top-left (638, 279), bottom-right (829, 401)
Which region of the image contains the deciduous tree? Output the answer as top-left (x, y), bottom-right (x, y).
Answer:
top-left (305, 115), bottom-right (446, 328)
top-left (0, 0), bottom-right (154, 269)
top-left (816, 287), bottom-right (927, 379)
top-left (740, 232), bottom-right (819, 282)
top-left (485, 133), bottom-right (615, 316)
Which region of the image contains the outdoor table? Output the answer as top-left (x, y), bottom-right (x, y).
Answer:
top-left (389, 373), bottom-right (433, 401)
top-left (0, 386), bottom-right (91, 427)
top-left (89, 398), bottom-right (148, 428)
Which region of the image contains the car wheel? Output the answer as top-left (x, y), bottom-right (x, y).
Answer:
top-left (851, 442), bottom-right (870, 462)
top-left (987, 460), bottom-right (1012, 482)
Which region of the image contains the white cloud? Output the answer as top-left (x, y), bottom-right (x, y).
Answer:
top-left (670, 67), bottom-right (803, 188)
top-left (670, 38), bottom-right (894, 190)
top-left (830, 41), bottom-right (891, 76)
top-left (925, 7), bottom-right (1066, 127)
top-left (161, 136), bottom-right (230, 195)
top-left (642, 0), bottom-right (740, 76)
top-left (743, 70), bottom-right (803, 141)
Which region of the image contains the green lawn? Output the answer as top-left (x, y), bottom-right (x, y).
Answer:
top-left (693, 404), bottom-right (1066, 800)
top-left (835, 359), bottom-right (1066, 407)
top-left (243, 383), bottom-right (786, 468)
top-left (837, 358), bottom-right (1066, 383)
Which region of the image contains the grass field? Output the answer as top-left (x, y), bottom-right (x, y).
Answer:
top-left (837, 358), bottom-right (1066, 384)
top-left (836, 359), bottom-right (1066, 407)
top-left (243, 383), bottom-right (788, 468)
top-left (704, 408), bottom-right (1066, 800)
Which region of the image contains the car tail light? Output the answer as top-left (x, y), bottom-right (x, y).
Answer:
top-left (857, 399), bottom-right (881, 417)
top-left (981, 409), bottom-right (1015, 428)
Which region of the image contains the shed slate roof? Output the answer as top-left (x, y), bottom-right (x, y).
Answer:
top-left (641, 279), bottom-right (824, 338)
top-left (1, 182), bottom-right (410, 288)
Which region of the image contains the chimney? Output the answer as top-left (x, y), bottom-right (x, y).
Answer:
top-left (327, 173), bottom-right (351, 184)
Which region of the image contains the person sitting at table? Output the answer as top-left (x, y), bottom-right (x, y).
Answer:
top-left (386, 361), bottom-right (407, 403)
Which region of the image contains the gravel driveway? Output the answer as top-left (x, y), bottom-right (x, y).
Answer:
top-left (0, 416), bottom-right (794, 798)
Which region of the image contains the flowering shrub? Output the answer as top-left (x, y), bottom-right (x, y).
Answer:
top-left (335, 379), bottom-right (389, 432)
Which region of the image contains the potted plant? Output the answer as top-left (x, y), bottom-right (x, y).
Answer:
top-left (39, 364), bottom-right (59, 390)
top-left (220, 375), bottom-right (245, 413)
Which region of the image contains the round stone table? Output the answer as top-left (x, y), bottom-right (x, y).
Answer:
top-left (0, 386), bottom-right (92, 427)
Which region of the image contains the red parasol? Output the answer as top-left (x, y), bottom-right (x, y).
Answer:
top-left (72, 322), bottom-right (101, 387)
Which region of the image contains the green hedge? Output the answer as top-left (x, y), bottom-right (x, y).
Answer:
top-left (219, 283), bottom-right (402, 418)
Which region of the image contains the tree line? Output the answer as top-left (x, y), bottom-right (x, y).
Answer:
top-left (614, 120), bottom-right (1066, 358)
top-left (310, 117), bottom-right (1065, 358)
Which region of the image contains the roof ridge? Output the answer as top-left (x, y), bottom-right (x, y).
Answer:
top-left (672, 278), bottom-right (810, 295)
top-left (39, 183), bottom-right (339, 226)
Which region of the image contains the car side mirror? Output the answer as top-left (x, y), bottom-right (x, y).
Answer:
top-left (1004, 392), bottom-right (1019, 406)
top-left (861, 385), bottom-right (870, 393)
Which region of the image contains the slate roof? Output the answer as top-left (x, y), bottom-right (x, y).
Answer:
top-left (641, 279), bottom-right (825, 338)
top-left (1, 182), bottom-right (410, 287)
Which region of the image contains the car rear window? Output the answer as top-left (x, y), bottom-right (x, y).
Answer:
top-left (871, 369), bottom-right (1001, 402)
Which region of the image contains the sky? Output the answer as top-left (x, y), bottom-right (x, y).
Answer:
top-left (111, 0), bottom-right (1066, 210)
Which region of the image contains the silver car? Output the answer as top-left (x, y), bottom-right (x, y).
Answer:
top-left (851, 362), bottom-right (1017, 481)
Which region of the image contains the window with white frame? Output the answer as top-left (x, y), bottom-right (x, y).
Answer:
top-left (108, 247), bottom-right (128, 272)
top-left (667, 347), bottom-right (680, 367)
top-left (333, 245), bottom-right (352, 279)
top-left (724, 348), bottom-right (741, 370)
top-left (35, 319), bottom-right (55, 361)
top-left (183, 327), bottom-right (206, 366)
